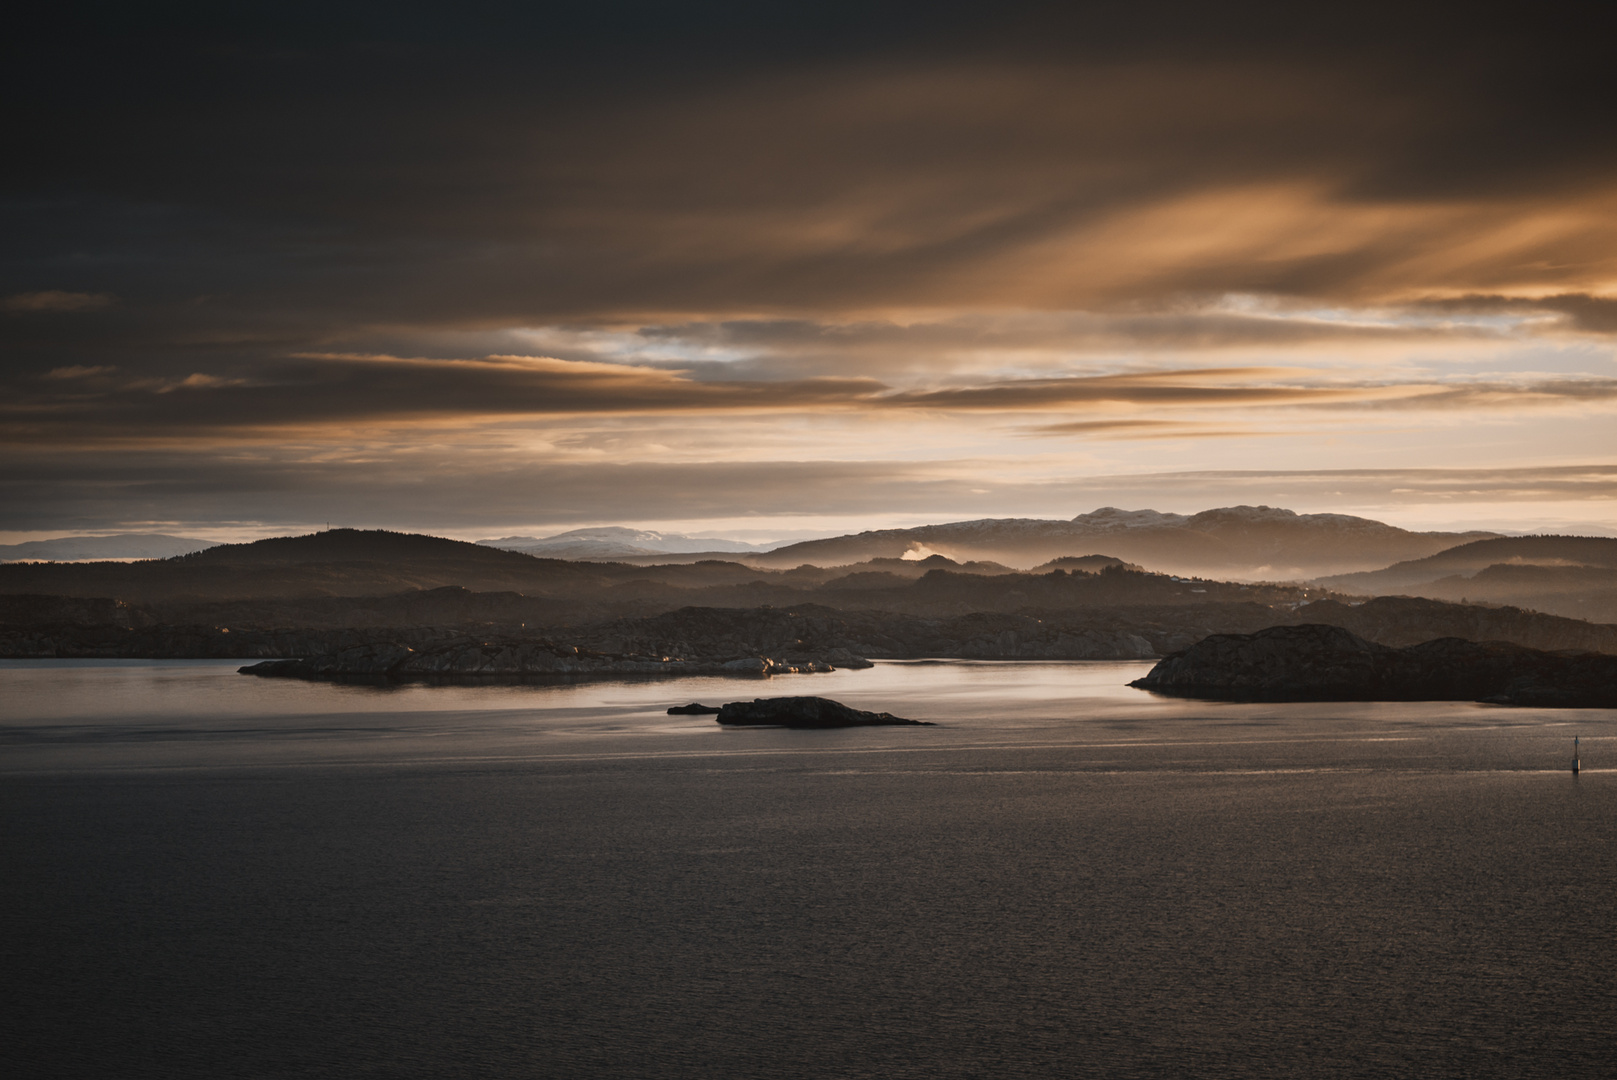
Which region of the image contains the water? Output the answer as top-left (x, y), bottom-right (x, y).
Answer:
top-left (4, 659), bottom-right (1614, 1078)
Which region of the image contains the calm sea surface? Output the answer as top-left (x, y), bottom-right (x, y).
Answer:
top-left (3, 659), bottom-right (1614, 1078)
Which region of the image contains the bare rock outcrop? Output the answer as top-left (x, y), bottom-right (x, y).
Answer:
top-left (1131, 623), bottom-right (1617, 707)
top-left (714, 697), bottom-right (930, 727)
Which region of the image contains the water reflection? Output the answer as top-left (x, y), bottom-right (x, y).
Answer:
top-left (1, 658), bottom-right (1607, 775)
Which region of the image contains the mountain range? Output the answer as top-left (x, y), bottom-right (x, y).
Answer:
top-left (8, 510), bottom-right (1609, 626)
top-left (7, 507), bottom-right (1494, 581)
top-left (1319, 535), bottom-right (1617, 622)
top-left (0, 533), bottom-right (218, 562)
top-left (744, 506), bottom-right (1496, 579)
top-left (6, 522), bottom-right (1617, 660)
top-left (478, 527), bottom-right (775, 559)
top-left (0, 529), bottom-right (1267, 612)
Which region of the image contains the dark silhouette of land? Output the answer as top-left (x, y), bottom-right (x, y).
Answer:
top-left (740, 506), bottom-right (1495, 578)
top-left (6, 522), bottom-right (1617, 686)
top-left (1320, 535), bottom-right (1617, 622)
top-left (478, 526), bottom-right (771, 559)
top-left (714, 697), bottom-right (929, 728)
top-left (0, 528), bottom-right (1311, 621)
top-left (0, 533), bottom-right (217, 562)
top-left (1132, 624), bottom-right (1617, 707)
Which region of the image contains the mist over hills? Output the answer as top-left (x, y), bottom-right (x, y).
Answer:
top-left (459, 506), bottom-right (1494, 577)
top-left (0, 529), bottom-right (773, 603)
top-left (0, 528), bottom-right (1288, 615)
top-left (478, 526), bottom-right (775, 559)
top-left (0, 505), bottom-right (1488, 582)
top-left (1322, 536), bottom-right (1617, 589)
top-left (1320, 536), bottom-right (1617, 622)
top-left (0, 533), bottom-right (218, 562)
top-left (6, 524), bottom-right (1617, 666)
top-left (746, 506), bottom-right (1495, 579)
top-left (0, 514), bottom-right (1541, 617)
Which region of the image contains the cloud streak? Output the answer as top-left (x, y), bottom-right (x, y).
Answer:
top-left (4, 3), bottom-right (1615, 534)
top-left (5, 350), bottom-right (1616, 451)
top-left (7, 447), bottom-right (1616, 538)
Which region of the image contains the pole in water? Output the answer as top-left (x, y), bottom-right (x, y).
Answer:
top-left (1574, 735), bottom-right (1581, 775)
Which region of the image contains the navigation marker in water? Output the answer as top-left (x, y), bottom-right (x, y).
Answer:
top-left (1574, 735), bottom-right (1581, 775)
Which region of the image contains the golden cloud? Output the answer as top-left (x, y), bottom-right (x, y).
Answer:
top-left (7, 350), bottom-right (1617, 451)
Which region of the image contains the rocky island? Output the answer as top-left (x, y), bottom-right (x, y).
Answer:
top-left (1131, 623), bottom-right (1617, 707)
top-left (713, 696), bottom-right (930, 728)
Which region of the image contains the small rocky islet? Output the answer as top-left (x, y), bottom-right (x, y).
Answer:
top-left (669, 696), bottom-right (929, 728)
top-left (1132, 623), bottom-right (1617, 708)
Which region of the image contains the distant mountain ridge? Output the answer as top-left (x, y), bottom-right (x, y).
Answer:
top-left (478, 526), bottom-right (774, 559)
top-left (0, 507), bottom-right (1500, 585)
top-left (1319, 535), bottom-right (1617, 622)
top-left (0, 529), bottom-right (569, 601)
top-left (0, 528), bottom-right (1283, 610)
top-left (9, 527), bottom-right (1617, 661)
top-left (1321, 536), bottom-right (1617, 591)
top-left (748, 505), bottom-right (1496, 579)
top-left (0, 533), bottom-right (218, 562)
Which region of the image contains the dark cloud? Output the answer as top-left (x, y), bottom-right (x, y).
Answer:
top-left (7, 351), bottom-right (1616, 447)
top-left (0, 353), bottom-right (883, 442)
top-left (5, 4), bottom-right (1614, 338)
top-left (1413, 294), bottom-right (1617, 335)
top-left (7, 446), bottom-right (1616, 536)
top-left (4, 3), bottom-right (1615, 532)
top-left (0, 450), bottom-right (1018, 533)
top-left (1028, 420), bottom-right (1269, 440)
top-left (627, 309), bottom-right (1496, 381)
top-left (887, 370), bottom-right (1347, 411)
top-left (1058, 466), bottom-right (1617, 510)
top-left (1338, 379), bottom-right (1617, 412)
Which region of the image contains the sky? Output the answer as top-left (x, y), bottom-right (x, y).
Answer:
top-left (4, 1), bottom-right (1616, 543)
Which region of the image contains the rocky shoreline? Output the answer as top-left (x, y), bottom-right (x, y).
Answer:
top-left (2, 603), bottom-right (1164, 667)
top-left (1132, 623), bottom-right (1617, 707)
top-left (8, 594), bottom-right (1617, 665)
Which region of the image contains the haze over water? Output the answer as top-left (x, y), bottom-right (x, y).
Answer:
top-left (5, 660), bottom-right (1614, 1077)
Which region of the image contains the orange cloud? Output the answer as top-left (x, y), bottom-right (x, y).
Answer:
top-left (8, 349), bottom-right (1617, 452)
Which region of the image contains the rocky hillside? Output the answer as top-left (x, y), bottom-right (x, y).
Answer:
top-left (0, 535), bottom-right (1316, 622)
top-left (1279, 597), bottom-right (1617, 652)
top-left (12, 594), bottom-right (1617, 665)
top-left (1322, 535), bottom-right (1617, 592)
top-left (1133, 624), bottom-right (1617, 707)
top-left (1319, 536), bottom-right (1617, 622)
top-left (0, 530), bottom-right (779, 604)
